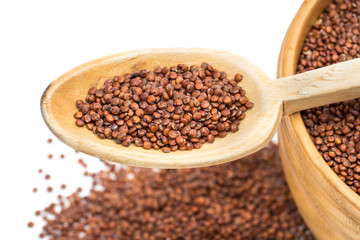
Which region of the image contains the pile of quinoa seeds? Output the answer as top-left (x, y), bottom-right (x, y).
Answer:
top-left (29, 139), bottom-right (314, 239)
top-left (298, 0), bottom-right (360, 194)
top-left (74, 63), bottom-right (253, 153)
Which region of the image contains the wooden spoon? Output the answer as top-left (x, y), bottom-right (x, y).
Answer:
top-left (41, 48), bottom-right (360, 168)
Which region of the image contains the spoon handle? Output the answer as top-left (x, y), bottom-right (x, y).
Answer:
top-left (274, 57), bottom-right (360, 115)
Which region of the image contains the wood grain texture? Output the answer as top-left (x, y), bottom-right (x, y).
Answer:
top-left (41, 48), bottom-right (283, 168)
top-left (276, 57), bottom-right (360, 115)
top-left (277, 0), bottom-right (360, 239)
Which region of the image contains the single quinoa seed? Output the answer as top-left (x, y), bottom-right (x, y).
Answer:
top-left (298, 0), bottom-right (360, 195)
top-left (78, 158), bottom-right (87, 168)
top-left (74, 63), bottom-right (253, 152)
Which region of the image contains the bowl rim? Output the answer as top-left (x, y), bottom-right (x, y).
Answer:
top-left (277, 0), bottom-right (360, 207)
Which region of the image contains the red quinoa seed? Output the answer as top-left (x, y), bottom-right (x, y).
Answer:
top-left (35, 142), bottom-right (313, 239)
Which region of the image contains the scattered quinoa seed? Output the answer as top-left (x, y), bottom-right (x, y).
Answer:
top-left (34, 142), bottom-right (313, 239)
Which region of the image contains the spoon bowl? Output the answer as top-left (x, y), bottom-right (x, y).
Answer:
top-left (41, 48), bottom-right (281, 168)
top-left (41, 48), bottom-right (360, 168)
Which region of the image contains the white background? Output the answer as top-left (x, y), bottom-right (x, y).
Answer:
top-left (0, 0), bottom-right (303, 238)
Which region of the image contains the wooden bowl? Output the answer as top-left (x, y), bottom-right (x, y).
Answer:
top-left (277, 0), bottom-right (360, 239)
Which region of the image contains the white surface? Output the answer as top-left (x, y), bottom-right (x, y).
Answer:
top-left (0, 0), bottom-right (303, 238)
